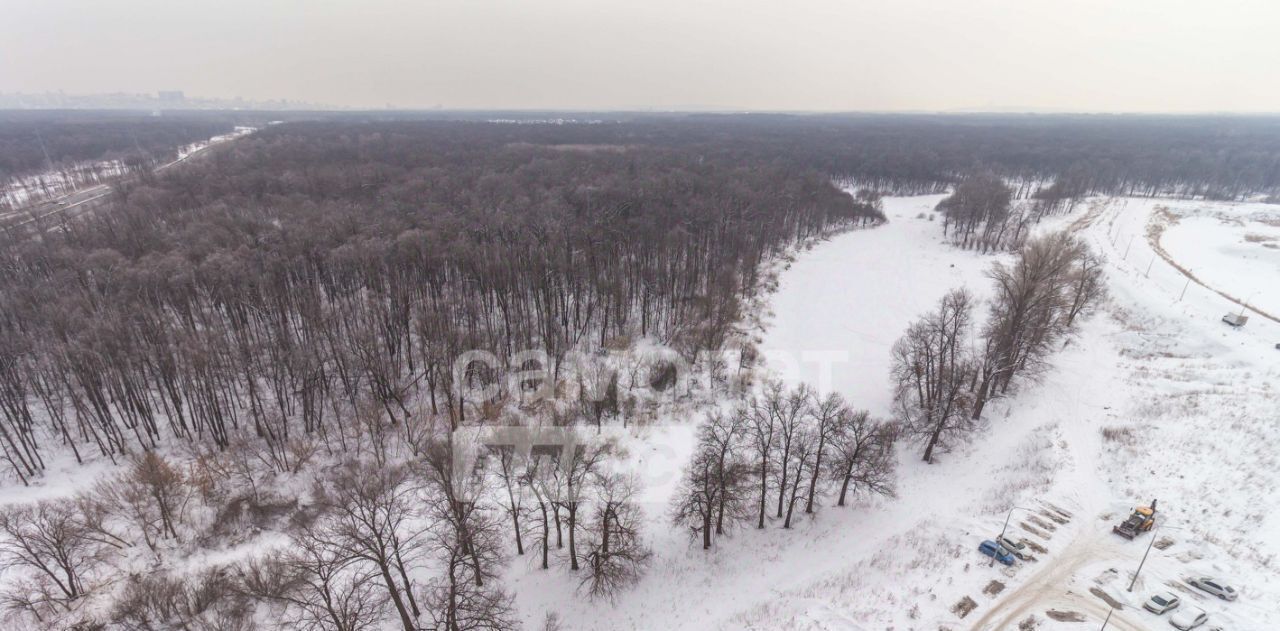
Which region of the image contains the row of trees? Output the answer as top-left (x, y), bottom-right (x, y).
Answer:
top-left (937, 174), bottom-right (1092, 253)
top-left (672, 382), bottom-right (897, 549)
top-left (937, 175), bottom-right (1021, 252)
top-left (892, 231), bottom-right (1105, 463)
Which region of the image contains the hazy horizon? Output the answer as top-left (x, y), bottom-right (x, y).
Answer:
top-left (4, 0), bottom-right (1279, 112)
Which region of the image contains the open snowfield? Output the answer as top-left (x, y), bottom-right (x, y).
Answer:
top-left (1152, 199), bottom-right (1280, 319)
top-left (509, 193), bottom-right (1280, 630)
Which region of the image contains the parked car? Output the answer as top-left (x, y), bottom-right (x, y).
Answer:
top-left (996, 534), bottom-right (1032, 560)
top-left (978, 540), bottom-right (1015, 566)
top-left (1144, 591), bottom-right (1181, 614)
top-left (1169, 607), bottom-right (1208, 630)
top-left (1188, 577), bottom-right (1238, 601)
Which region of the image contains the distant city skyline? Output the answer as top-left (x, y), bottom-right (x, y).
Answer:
top-left (4, 0), bottom-right (1280, 113)
top-left (0, 90), bottom-right (337, 111)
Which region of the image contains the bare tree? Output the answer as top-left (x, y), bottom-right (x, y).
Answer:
top-left (561, 437), bottom-right (608, 572)
top-left (312, 461), bottom-right (423, 631)
top-left (0, 500), bottom-right (105, 612)
top-left (671, 409), bottom-right (750, 549)
top-left (130, 451), bottom-right (187, 542)
top-left (803, 392), bottom-right (845, 514)
top-left (780, 424), bottom-right (814, 529)
top-left (491, 445), bottom-right (528, 556)
top-left (1065, 242), bottom-right (1106, 327)
top-left (892, 289), bottom-right (977, 463)
top-left (420, 439), bottom-right (516, 631)
top-left (580, 472), bottom-right (650, 600)
top-left (523, 448), bottom-right (557, 570)
top-left (272, 528), bottom-right (388, 631)
top-left (94, 451), bottom-right (190, 553)
top-left (829, 411), bottom-right (898, 507)
top-left (746, 391), bottom-right (777, 529)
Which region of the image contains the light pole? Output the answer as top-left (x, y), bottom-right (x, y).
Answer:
top-left (1128, 524), bottom-right (1184, 592)
top-left (1099, 608), bottom-right (1113, 630)
top-left (992, 506), bottom-right (1033, 566)
top-left (1239, 292), bottom-right (1257, 317)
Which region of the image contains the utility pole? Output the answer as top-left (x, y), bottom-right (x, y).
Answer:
top-left (1123, 235), bottom-right (1135, 260)
top-left (1129, 524), bottom-right (1183, 592)
top-left (1099, 608), bottom-right (1113, 630)
top-left (1178, 273), bottom-right (1192, 302)
top-left (1128, 530), bottom-right (1157, 592)
top-left (1145, 254), bottom-right (1155, 278)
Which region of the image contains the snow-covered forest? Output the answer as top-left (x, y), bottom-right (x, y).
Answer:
top-left (0, 115), bottom-right (1277, 630)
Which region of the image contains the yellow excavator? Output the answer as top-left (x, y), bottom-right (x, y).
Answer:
top-left (1113, 498), bottom-right (1157, 539)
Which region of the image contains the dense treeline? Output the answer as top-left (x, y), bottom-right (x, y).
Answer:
top-left (0, 121), bottom-right (882, 484)
top-left (314, 113), bottom-right (1280, 199)
top-left (667, 114), bottom-right (1280, 199)
top-left (8, 111), bottom-right (1280, 200)
top-left (0, 111), bottom-right (247, 182)
top-left (0, 120), bottom-right (887, 629)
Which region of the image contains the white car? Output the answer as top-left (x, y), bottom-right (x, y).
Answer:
top-left (1188, 576), bottom-right (1238, 601)
top-left (1169, 606), bottom-right (1208, 630)
top-left (1143, 591), bottom-right (1180, 614)
top-left (996, 534), bottom-right (1032, 560)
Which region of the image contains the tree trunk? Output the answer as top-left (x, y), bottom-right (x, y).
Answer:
top-left (567, 502), bottom-right (579, 570)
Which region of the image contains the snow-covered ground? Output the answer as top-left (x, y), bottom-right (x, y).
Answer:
top-left (1153, 199), bottom-right (1280, 318)
top-left (757, 194), bottom-right (1000, 411)
top-left (509, 193), bottom-right (1280, 630)
top-left (0, 159), bottom-right (128, 209)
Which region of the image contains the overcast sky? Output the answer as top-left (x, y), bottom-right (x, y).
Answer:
top-left (3, 0), bottom-right (1278, 112)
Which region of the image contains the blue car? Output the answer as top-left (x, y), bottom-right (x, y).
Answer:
top-left (979, 540), bottom-right (1016, 566)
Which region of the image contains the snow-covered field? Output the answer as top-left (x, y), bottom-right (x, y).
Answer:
top-left (1153, 199), bottom-right (1280, 318)
top-left (509, 193), bottom-right (1280, 630)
